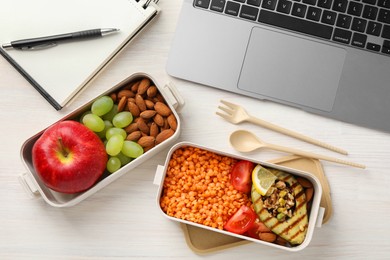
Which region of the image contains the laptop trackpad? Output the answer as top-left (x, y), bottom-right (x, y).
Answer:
top-left (238, 27), bottom-right (346, 112)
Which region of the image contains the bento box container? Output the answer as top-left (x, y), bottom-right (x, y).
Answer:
top-left (19, 72), bottom-right (184, 207)
top-left (154, 142), bottom-right (324, 252)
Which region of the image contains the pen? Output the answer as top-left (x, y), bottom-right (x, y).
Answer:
top-left (2, 28), bottom-right (120, 50)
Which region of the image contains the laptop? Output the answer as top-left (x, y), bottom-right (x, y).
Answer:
top-left (166, 0), bottom-right (390, 132)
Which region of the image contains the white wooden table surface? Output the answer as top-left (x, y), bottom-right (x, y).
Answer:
top-left (1, 0), bottom-right (389, 259)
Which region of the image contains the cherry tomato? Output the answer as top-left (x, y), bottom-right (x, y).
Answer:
top-left (230, 160), bottom-right (255, 193)
top-left (224, 205), bottom-right (257, 234)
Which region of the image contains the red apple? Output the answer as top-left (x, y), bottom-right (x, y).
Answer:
top-left (32, 120), bottom-right (107, 194)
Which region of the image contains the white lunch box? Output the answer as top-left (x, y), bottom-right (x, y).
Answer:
top-left (154, 142), bottom-right (324, 252)
top-left (19, 72), bottom-right (184, 207)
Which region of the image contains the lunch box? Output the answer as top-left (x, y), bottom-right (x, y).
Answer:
top-left (19, 73), bottom-right (184, 207)
top-left (154, 142), bottom-right (325, 252)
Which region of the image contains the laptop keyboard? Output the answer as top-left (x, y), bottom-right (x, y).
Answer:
top-left (194, 0), bottom-right (390, 55)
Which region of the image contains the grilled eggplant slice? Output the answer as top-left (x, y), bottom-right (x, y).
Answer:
top-left (252, 167), bottom-right (309, 245)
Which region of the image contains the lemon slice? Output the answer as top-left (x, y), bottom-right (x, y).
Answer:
top-left (252, 165), bottom-right (278, 196)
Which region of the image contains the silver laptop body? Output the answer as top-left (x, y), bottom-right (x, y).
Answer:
top-left (167, 0), bottom-right (390, 132)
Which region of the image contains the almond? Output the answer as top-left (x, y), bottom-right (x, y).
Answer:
top-left (117, 96), bottom-right (127, 112)
top-left (305, 187), bottom-right (314, 202)
top-left (135, 94), bottom-right (147, 112)
top-left (137, 136), bottom-right (155, 148)
top-left (124, 122), bottom-right (138, 134)
top-left (127, 101), bottom-right (140, 117)
top-left (154, 102), bottom-right (171, 117)
top-left (259, 232), bottom-right (277, 243)
top-left (126, 131), bottom-right (142, 141)
top-left (146, 86), bottom-right (158, 98)
top-left (167, 114), bottom-right (177, 131)
top-left (131, 81), bottom-right (140, 93)
top-left (137, 118), bottom-right (149, 134)
top-left (118, 89), bottom-right (135, 99)
top-left (109, 93), bottom-right (117, 103)
top-left (145, 99), bottom-right (155, 110)
top-left (143, 145), bottom-right (155, 153)
top-left (137, 78), bottom-right (150, 95)
top-left (153, 114), bottom-right (164, 127)
top-left (150, 122), bottom-right (159, 138)
top-left (140, 110), bottom-right (157, 119)
top-left (156, 129), bottom-right (174, 144)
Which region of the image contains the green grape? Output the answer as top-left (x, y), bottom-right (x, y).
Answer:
top-left (116, 152), bottom-right (132, 166)
top-left (105, 134), bottom-right (124, 156)
top-left (102, 104), bottom-right (118, 122)
top-left (107, 156), bottom-right (121, 173)
top-left (97, 120), bottom-right (113, 139)
top-left (91, 96), bottom-right (114, 116)
top-left (112, 111), bottom-right (133, 128)
top-left (79, 110), bottom-right (92, 123)
top-left (106, 127), bottom-right (127, 140)
top-left (121, 140), bottom-right (144, 158)
top-left (82, 113), bottom-right (105, 132)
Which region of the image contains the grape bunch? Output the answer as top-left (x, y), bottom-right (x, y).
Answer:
top-left (81, 95), bottom-right (144, 173)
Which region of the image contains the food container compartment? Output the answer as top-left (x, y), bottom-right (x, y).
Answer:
top-left (154, 142), bottom-right (324, 252)
top-left (19, 72), bottom-right (184, 207)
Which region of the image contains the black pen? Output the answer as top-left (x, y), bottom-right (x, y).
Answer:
top-left (2, 28), bottom-right (120, 50)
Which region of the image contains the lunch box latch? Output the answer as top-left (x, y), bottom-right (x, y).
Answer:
top-left (18, 172), bottom-right (40, 198)
top-left (162, 81), bottom-right (185, 111)
top-left (315, 207), bottom-right (326, 228)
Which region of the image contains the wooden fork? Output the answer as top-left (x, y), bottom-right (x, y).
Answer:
top-left (216, 99), bottom-right (348, 155)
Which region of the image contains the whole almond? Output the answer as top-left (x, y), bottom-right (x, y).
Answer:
top-left (137, 78), bottom-right (150, 95)
top-left (153, 114), bottom-right (164, 127)
top-left (137, 136), bottom-right (155, 148)
top-left (109, 93), bottom-right (117, 103)
top-left (140, 110), bottom-right (157, 119)
top-left (124, 122), bottom-right (139, 134)
top-left (137, 118), bottom-right (149, 134)
top-left (257, 222), bottom-right (271, 233)
top-left (117, 96), bottom-right (127, 112)
top-left (146, 86), bottom-right (158, 98)
top-left (156, 129), bottom-right (174, 144)
top-left (143, 145), bottom-right (155, 153)
top-left (131, 81), bottom-right (140, 93)
top-left (154, 102), bottom-right (171, 116)
top-left (259, 232), bottom-right (277, 243)
top-left (127, 101), bottom-right (140, 117)
top-left (126, 131), bottom-right (142, 141)
top-left (305, 187), bottom-right (314, 202)
top-left (150, 122), bottom-right (159, 138)
top-left (145, 99), bottom-right (155, 109)
top-left (118, 89), bottom-right (135, 99)
top-left (162, 117), bottom-right (170, 130)
top-left (167, 114), bottom-right (177, 131)
top-left (135, 94), bottom-right (147, 112)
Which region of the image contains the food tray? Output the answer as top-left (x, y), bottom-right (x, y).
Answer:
top-left (180, 155), bottom-right (332, 253)
top-left (19, 72), bottom-right (184, 207)
top-left (154, 142), bottom-right (324, 252)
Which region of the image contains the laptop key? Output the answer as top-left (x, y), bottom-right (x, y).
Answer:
top-left (382, 40), bottom-right (390, 54)
top-left (351, 17), bottom-right (367, 32)
top-left (225, 1), bottom-right (240, 16)
top-left (306, 6), bottom-right (322, 21)
top-left (277, 0), bottom-right (293, 14)
top-left (367, 42), bottom-right (381, 51)
top-left (332, 28), bottom-right (352, 44)
top-left (247, 0), bottom-right (262, 6)
top-left (351, 32), bottom-right (367, 47)
top-left (317, 0), bottom-right (333, 9)
top-left (194, 0), bottom-right (211, 8)
top-left (210, 0), bottom-right (226, 12)
top-left (258, 9), bottom-right (333, 39)
top-left (382, 24), bottom-right (390, 38)
top-left (367, 21), bottom-right (382, 36)
top-left (292, 3), bottom-right (308, 17)
top-left (262, 0), bottom-right (278, 10)
top-left (322, 10), bottom-right (337, 25)
top-left (240, 4), bottom-right (259, 20)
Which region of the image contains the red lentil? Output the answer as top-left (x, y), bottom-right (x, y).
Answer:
top-left (160, 146), bottom-right (252, 230)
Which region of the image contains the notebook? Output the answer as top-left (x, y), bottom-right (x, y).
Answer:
top-left (0, 0), bottom-right (160, 110)
top-left (166, 0), bottom-right (390, 132)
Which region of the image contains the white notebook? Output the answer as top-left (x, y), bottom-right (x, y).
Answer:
top-left (0, 0), bottom-right (160, 110)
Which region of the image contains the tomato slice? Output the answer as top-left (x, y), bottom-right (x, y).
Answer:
top-left (224, 205), bottom-right (257, 234)
top-left (230, 160), bottom-right (255, 193)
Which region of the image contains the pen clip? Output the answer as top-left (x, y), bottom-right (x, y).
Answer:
top-left (23, 42), bottom-right (57, 50)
